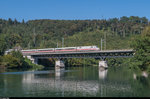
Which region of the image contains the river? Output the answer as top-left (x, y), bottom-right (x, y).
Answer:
top-left (0, 65), bottom-right (150, 97)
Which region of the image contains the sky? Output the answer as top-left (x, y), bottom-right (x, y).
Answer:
top-left (0, 0), bottom-right (150, 22)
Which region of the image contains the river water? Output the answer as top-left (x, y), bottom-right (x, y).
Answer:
top-left (0, 65), bottom-right (150, 97)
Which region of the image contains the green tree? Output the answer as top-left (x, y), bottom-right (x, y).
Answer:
top-left (130, 26), bottom-right (150, 72)
top-left (2, 54), bottom-right (20, 69)
top-left (0, 34), bottom-right (7, 55)
top-left (8, 18), bottom-right (13, 25)
top-left (11, 51), bottom-right (25, 67)
top-left (22, 19), bottom-right (25, 24)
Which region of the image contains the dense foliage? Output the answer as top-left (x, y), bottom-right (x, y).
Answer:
top-left (130, 26), bottom-right (150, 72)
top-left (0, 51), bottom-right (43, 70)
top-left (0, 16), bottom-right (148, 52)
top-left (0, 16), bottom-right (149, 70)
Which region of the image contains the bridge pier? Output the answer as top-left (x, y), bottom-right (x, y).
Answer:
top-left (99, 60), bottom-right (108, 70)
top-left (55, 59), bottom-right (65, 69)
top-left (33, 58), bottom-right (38, 64)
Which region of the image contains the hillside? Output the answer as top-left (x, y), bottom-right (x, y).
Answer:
top-left (0, 16), bottom-right (149, 54)
top-left (0, 16), bottom-right (149, 68)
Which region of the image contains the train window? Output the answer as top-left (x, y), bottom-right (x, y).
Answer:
top-left (56, 49), bottom-right (63, 50)
top-left (66, 48), bottom-right (76, 49)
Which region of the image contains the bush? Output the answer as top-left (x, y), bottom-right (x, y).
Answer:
top-left (2, 54), bottom-right (20, 69)
top-left (0, 51), bottom-right (44, 70)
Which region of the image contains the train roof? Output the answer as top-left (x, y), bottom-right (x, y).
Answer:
top-left (22, 45), bottom-right (98, 51)
top-left (77, 45), bottom-right (97, 47)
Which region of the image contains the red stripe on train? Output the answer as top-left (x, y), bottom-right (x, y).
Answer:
top-left (22, 48), bottom-right (98, 53)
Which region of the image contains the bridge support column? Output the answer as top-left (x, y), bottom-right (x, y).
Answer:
top-left (99, 61), bottom-right (108, 71)
top-left (55, 59), bottom-right (65, 69)
top-left (33, 58), bottom-right (38, 64)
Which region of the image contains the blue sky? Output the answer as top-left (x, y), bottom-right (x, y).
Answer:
top-left (0, 0), bottom-right (150, 22)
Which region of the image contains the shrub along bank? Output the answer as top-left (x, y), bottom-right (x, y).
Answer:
top-left (0, 51), bottom-right (44, 72)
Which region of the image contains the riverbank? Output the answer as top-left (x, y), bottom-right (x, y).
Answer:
top-left (0, 51), bottom-right (44, 73)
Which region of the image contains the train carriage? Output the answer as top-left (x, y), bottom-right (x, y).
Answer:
top-left (55, 47), bottom-right (77, 52)
top-left (37, 48), bottom-right (54, 53)
top-left (77, 46), bottom-right (99, 51)
top-left (22, 49), bottom-right (37, 53)
top-left (21, 46), bottom-right (100, 54)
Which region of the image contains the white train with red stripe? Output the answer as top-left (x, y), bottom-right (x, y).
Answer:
top-left (21, 46), bottom-right (100, 54)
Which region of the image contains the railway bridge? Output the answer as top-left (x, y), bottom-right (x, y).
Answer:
top-left (22, 49), bottom-right (134, 69)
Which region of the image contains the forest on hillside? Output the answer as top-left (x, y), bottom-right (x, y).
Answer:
top-left (0, 16), bottom-right (150, 72)
top-left (0, 16), bottom-right (149, 55)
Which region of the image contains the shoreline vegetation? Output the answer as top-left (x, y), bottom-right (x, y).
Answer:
top-left (0, 51), bottom-right (44, 73)
top-left (0, 16), bottom-right (150, 73)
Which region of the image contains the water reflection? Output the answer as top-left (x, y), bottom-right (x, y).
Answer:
top-left (142, 71), bottom-right (148, 78)
top-left (133, 73), bottom-right (137, 80)
top-left (1, 66), bottom-right (150, 97)
top-left (22, 73), bottom-right (99, 97)
top-left (98, 69), bottom-right (108, 80)
top-left (20, 68), bottom-right (133, 97)
top-left (133, 71), bottom-right (149, 80)
top-left (55, 68), bottom-right (65, 78)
